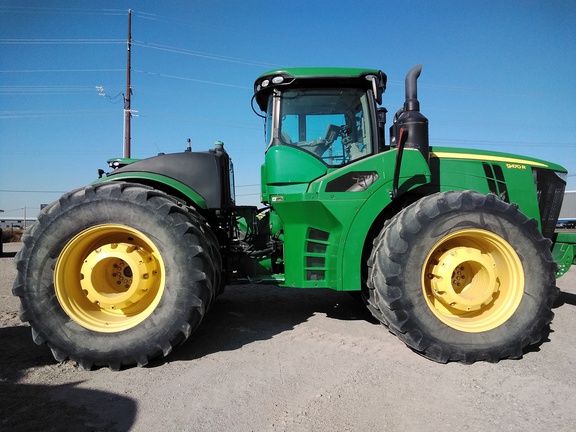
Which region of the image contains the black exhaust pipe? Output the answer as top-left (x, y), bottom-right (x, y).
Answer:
top-left (390, 65), bottom-right (429, 160)
top-left (404, 64), bottom-right (422, 112)
top-left (390, 65), bottom-right (430, 198)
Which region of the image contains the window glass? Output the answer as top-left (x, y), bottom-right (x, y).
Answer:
top-left (265, 96), bottom-right (273, 146)
top-left (277, 88), bottom-right (372, 166)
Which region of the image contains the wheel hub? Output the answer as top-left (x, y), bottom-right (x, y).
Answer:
top-left (80, 243), bottom-right (159, 311)
top-left (427, 246), bottom-right (500, 312)
top-left (54, 224), bottom-right (165, 332)
top-left (421, 228), bottom-right (524, 333)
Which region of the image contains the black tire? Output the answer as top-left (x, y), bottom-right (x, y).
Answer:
top-left (366, 190), bottom-right (559, 363)
top-left (12, 182), bottom-right (221, 370)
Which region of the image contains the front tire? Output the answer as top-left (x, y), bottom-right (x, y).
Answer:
top-left (13, 182), bottom-right (221, 370)
top-left (366, 190), bottom-right (558, 363)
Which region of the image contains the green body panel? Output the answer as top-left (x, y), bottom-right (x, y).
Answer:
top-left (93, 172), bottom-right (208, 209)
top-left (314, 149), bottom-right (430, 291)
top-left (553, 232), bottom-right (576, 278)
top-left (265, 147), bottom-right (431, 290)
top-left (430, 146), bottom-right (563, 227)
top-left (260, 164), bottom-right (267, 203)
top-left (264, 145), bottom-right (327, 194)
top-left (263, 143), bottom-right (567, 291)
top-left (430, 146), bottom-right (562, 170)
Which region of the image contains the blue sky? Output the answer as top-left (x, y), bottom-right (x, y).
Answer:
top-left (1, 0), bottom-right (575, 220)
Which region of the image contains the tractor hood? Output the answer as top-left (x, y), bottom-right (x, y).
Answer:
top-left (430, 146), bottom-right (567, 172)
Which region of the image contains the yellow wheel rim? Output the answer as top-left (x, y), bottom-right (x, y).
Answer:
top-left (54, 224), bottom-right (165, 332)
top-left (421, 229), bottom-right (524, 332)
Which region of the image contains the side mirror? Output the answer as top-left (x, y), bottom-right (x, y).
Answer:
top-left (377, 107), bottom-right (388, 150)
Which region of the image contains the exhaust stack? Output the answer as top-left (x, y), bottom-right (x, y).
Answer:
top-left (404, 64), bottom-right (422, 112)
top-left (390, 65), bottom-right (429, 161)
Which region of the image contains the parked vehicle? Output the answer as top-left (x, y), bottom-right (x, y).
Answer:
top-left (13, 65), bottom-right (576, 369)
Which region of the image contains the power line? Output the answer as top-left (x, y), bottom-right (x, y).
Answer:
top-left (132, 40), bottom-right (280, 68)
top-left (133, 10), bottom-right (206, 26)
top-left (385, 79), bottom-right (552, 99)
top-left (0, 207), bottom-right (31, 213)
top-left (0, 109), bottom-right (118, 119)
top-left (0, 6), bottom-right (125, 16)
top-left (0, 85), bottom-right (120, 94)
top-left (0, 189), bottom-right (67, 194)
top-left (0, 69), bottom-right (124, 73)
top-left (0, 38), bottom-right (124, 45)
top-left (133, 69), bottom-right (251, 90)
top-left (0, 38), bottom-right (274, 68)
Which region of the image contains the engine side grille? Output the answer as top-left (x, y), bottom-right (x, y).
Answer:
top-left (305, 228), bottom-right (329, 281)
top-left (533, 168), bottom-right (566, 240)
top-left (483, 163), bottom-right (510, 202)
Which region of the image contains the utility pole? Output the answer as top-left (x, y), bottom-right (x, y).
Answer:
top-left (124, 9), bottom-right (132, 158)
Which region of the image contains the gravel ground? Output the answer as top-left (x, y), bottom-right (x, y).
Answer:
top-left (1, 241), bottom-right (575, 432)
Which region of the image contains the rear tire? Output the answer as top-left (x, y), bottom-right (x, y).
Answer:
top-left (366, 190), bottom-right (558, 363)
top-left (13, 182), bottom-right (221, 370)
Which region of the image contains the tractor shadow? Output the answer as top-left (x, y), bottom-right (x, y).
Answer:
top-left (522, 290), bottom-right (575, 356)
top-left (0, 326), bottom-right (136, 432)
top-left (160, 284), bottom-right (379, 364)
top-left (554, 290), bottom-right (576, 307)
top-left (0, 380), bottom-right (136, 432)
top-left (163, 283), bottom-right (565, 365)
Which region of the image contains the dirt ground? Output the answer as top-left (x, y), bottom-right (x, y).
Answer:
top-left (1, 241), bottom-right (575, 432)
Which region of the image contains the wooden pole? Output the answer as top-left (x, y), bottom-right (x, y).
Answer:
top-left (124, 9), bottom-right (132, 158)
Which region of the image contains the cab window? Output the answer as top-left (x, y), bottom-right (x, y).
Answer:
top-left (274, 88), bottom-right (373, 166)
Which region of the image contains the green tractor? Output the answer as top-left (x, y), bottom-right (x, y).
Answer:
top-left (13, 65), bottom-right (576, 369)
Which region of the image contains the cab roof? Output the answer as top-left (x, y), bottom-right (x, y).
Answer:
top-left (253, 67), bottom-right (387, 111)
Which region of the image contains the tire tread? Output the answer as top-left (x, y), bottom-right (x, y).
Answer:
top-left (366, 190), bottom-right (558, 364)
top-left (13, 182), bottom-right (222, 370)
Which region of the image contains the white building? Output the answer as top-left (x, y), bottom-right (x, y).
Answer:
top-left (0, 217), bottom-right (35, 230)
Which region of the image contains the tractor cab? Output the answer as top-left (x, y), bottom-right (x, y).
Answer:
top-left (254, 68), bottom-right (387, 168)
top-left (254, 68), bottom-right (389, 204)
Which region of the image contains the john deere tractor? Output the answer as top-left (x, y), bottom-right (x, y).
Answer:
top-left (13, 65), bottom-right (576, 369)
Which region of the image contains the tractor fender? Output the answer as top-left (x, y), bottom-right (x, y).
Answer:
top-left (96, 151), bottom-right (235, 210)
top-left (94, 173), bottom-right (208, 210)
